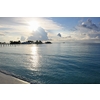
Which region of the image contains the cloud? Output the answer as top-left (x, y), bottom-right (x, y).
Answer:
top-left (0, 17), bottom-right (27, 26)
top-left (0, 33), bottom-right (4, 36)
top-left (0, 17), bottom-right (64, 42)
top-left (57, 33), bottom-right (61, 37)
top-left (28, 27), bottom-right (48, 41)
top-left (45, 18), bottom-right (100, 43)
top-left (81, 19), bottom-right (99, 31)
top-left (70, 19), bottom-right (100, 41)
top-left (65, 36), bottom-right (71, 38)
top-left (1, 17), bottom-right (100, 43)
top-left (31, 17), bottom-right (64, 31)
top-left (20, 36), bottom-right (26, 41)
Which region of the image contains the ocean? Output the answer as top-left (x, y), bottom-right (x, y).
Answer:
top-left (0, 42), bottom-right (100, 84)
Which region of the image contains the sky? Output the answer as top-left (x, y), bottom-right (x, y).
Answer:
top-left (0, 17), bottom-right (100, 43)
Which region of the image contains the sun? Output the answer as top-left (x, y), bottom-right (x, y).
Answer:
top-left (28, 21), bottom-right (39, 31)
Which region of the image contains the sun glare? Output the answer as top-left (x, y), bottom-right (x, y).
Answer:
top-left (28, 21), bottom-right (39, 31)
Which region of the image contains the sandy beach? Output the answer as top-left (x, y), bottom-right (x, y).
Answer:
top-left (0, 72), bottom-right (29, 84)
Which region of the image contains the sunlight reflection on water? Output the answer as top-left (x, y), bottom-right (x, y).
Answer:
top-left (29, 45), bottom-right (39, 71)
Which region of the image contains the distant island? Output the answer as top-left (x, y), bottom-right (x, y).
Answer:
top-left (10, 40), bottom-right (52, 44)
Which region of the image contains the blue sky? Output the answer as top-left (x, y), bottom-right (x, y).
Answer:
top-left (51, 17), bottom-right (100, 29)
top-left (0, 17), bottom-right (100, 43)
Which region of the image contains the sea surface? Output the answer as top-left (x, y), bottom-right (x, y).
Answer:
top-left (0, 42), bottom-right (100, 84)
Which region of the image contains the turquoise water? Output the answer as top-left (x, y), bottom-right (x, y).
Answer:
top-left (0, 43), bottom-right (100, 84)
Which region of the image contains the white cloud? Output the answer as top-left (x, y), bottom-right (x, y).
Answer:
top-left (80, 19), bottom-right (100, 31)
top-left (28, 27), bottom-right (48, 41)
top-left (51, 19), bottom-right (100, 43)
top-left (0, 17), bottom-right (100, 43)
top-left (20, 36), bottom-right (26, 41)
top-left (0, 17), bottom-right (64, 42)
top-left (69, 19), bottom-right (100, 42)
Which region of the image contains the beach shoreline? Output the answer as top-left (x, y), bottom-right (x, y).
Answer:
top-left (0, 72), bottom-right (29, 84)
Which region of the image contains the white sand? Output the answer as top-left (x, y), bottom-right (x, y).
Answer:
top-left (0, 72), bottom-right (29, 84)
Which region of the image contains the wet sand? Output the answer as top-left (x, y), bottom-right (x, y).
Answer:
top-left (0, 72), bottom-right (29, 84)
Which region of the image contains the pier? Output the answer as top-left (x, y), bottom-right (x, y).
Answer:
top-left (0, 43), bottom-right (19, 47)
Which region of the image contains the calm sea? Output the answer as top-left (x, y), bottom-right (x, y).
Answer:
top-left (0, 42), bottom-right (100, 84)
